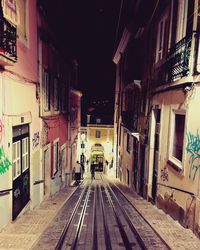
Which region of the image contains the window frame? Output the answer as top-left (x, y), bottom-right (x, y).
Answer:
top-left (95, 130), bottom-right (101, 138)
top-left (22, 137), bottom-right (29, 172)
top-left (156, 15), bottom-right (168, 63)
top-left (61, 81), bottom-right (68, 113)
top-left (53, 139), bottom-right (59, 176)
top-left (126, 132), bottom-right (131, 153)
top-left (53, 76), bottom-right (60, 112)
top-left (176, 0), bottom-right (188, 42)
top-left (43, 68), bottom-right (51, 113)
top-left (168, 109), bottom-right (186, 170)
top-left (12, 141), bottom-right (21, 180)
top-left (17, 0), bottom-right (28, 44)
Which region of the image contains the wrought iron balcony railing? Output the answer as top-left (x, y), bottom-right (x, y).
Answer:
top-left (166, 32), bottom-right (196, 82)
top-left (121, 111), bottom-right (138, 132)
top-left (153, 32), bottom-right (197, 87)
top-left (0, 17), bottom-right (17, 63)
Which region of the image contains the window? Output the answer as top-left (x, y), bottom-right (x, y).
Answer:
top-left (22, 137), bottom-right (29, 172)
top-left (156, 16), bottom-right (167, 62)
top-left (54, 77), bottom-right (59, 111)
top-left (172, 113), bottom-right (185, 161)
top-left (176, 0), bottom-right (188, 42)
top-left (126, 133), bottom-right (131, 153)
top-left (169, 110), bottom-right (185, 169)
top-left (2, 0), bottom-right (18, 25)
top-left (96, 118), bottom-right (101, 124)
top-left (53, 140), bottom-right (59, 175)
top-left (43, 69), bottom-right (50, 112)
top-left (13, 141), bottom-right (21, 179)
top-left (17, 0), bottom-right (27, 41)
top-left (12, 125), bottom-right (29, 180)
top-left (62, 82), bottom-right (68, 113)
top-left (95, 130), bottom-right (101, 138)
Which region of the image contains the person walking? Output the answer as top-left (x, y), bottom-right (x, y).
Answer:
top-left (80, 162), bottom-right (85, 179)
top-left (90, 161), bottom-right (95, 180)
top-left (75, 161), bottom-right (81, 183)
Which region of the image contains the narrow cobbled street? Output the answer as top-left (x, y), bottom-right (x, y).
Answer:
top-left (0, 174), bottom-right (200, 250)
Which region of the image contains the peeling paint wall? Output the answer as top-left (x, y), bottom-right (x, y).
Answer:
top-left (149, 84), bottom-right (200, 234)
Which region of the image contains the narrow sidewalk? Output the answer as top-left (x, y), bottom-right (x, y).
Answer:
top-left (0, 185), bottom-right (77, 250)
top-left (112, 178), bottom-right (200, 250)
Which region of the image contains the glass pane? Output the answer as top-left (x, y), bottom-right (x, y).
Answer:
top-left (13, 143), bottom-right (16, 160)
top-left (17, 159), bottom-right (20, 175)
top-left (26, 155), bottom-right (28, 168)
top-left (22, 157), bottom-right (25, 171)
top-left (13, 162), bottom-right (16, 178)
top-left (173, 114), bottom-right (185, 161)
top-left (17, 142), bottom-right (19, 157)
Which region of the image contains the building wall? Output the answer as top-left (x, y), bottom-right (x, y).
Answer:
top-left (87, 125), bottom-right (114, 173)
top-left (0, 75), bottom-right (40, 229)
top-left (68, 89), bottom-right (82, 178)
top-left (119, 127), bottom-right (133, 187)
top-left (12, 0), bottom-right (38, 81)
top-left (0, 0), bottom-right (41, 229)
top-left (149, 86), bottom-right (200, 229)
top-left (113, 0), bottom-right (200, 236)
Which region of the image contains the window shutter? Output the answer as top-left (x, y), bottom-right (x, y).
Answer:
top-left (2, 0), bottom-right (19, 25)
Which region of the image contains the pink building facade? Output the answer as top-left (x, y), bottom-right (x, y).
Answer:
top-left (0, 0), bottom-right (41, 228)
top-left (0, 0), bottom-right (82, 231)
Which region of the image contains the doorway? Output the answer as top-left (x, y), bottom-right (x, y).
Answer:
top-left (151, 108), bottom-right (161, 203)
top-left (12, 124), bottom-right (30, 220)
top-left (42, 144), bottom-right (51, 197)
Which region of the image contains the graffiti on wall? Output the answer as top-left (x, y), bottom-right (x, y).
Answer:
top-left (0, 147), bottom-right (11, 175)
top-left (160, 166), bottom-right (169, 182)
top-left (186, 131), bottom-right (200, 180)
top-left (32, 132), bottom-right (40, 149)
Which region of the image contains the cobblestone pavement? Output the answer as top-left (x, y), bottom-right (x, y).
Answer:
top-left (111, 177), bottom-right (200, 250)
top-left (0, 186), bottom-right (77, 250)
top-left (0, 176), bottom-right (200, 249)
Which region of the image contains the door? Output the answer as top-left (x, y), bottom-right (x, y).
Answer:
top-left (61, 146), bottom-right (67, 183)
top-left (151, 108), bottom-right (161, 203)
top-left (133, 137), bottom-right (139, 191)
top-left (12, 125), bottom-right (30, 220)
top-left (43, 145), bottom-right (50, 196)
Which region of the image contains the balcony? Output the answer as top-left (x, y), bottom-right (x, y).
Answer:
top-left (0, 17), bottom-right (17, 65)
top-left (121, 111), bottom-right (138, 132)
top-left (166, 32), bottom-right (196, 82)
top-left (154, 32), bottom-right (197, 87)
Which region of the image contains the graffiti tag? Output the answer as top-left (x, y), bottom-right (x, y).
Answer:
top-left (0, 147), bottom-right (11, 175)
top-left (161, 166), bottom-right (169, 182)
top-left (32, 132), bottom-right (40, 149)
top-left (14, 188), bottom-right (21, 198)
top-left (186, 131), bottom-right (200, 180)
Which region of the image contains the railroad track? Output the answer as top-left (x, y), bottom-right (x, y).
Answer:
top-left (99, 174), bottom-right (171, 250)
top-left (32, 174), bottom-right (171, 250)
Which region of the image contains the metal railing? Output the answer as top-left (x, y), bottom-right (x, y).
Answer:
top-left (166, 32), bottom-right (196, 82)
top-left (154, 32), bottom-right (197, 86)
top-left (0, 17), bottom-right (17, 62)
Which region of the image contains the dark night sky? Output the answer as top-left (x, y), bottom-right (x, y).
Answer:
top-left (45, 0), bottom-right (123, 102)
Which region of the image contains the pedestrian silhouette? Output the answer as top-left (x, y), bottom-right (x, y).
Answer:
top-left (90, 161), bottom-right (95, 180)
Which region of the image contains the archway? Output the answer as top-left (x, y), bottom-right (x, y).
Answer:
top-left (91, 144), bottom-right (104, 172)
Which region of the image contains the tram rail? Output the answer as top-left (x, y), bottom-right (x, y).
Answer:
top-left (55, 183), bottom-right (91, 250)
top-left (100, 174), bottom-right (171, 250)
top-left (33, 174), bottom-right (172, 250)
top-left (98, 184), bottom-right (112, 250)
top-left (92, 185), bottom-right (98, 250)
